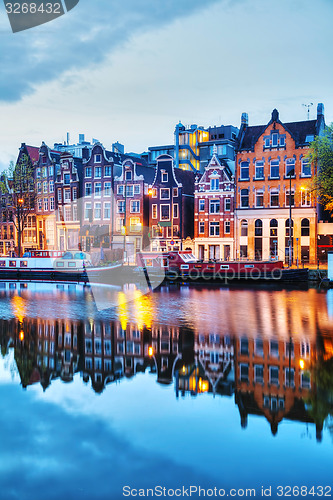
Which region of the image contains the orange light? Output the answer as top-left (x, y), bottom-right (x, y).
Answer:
top-left (19, 330), bottom-right (24, 341)
top-left (299, 359), bottom-right (305, 370)
top-left (18, 198), bottom-right (24, 204)
top-left (148, 346), bottom-right (153, 357)
top-left (182, 365), bottom-right (186, 374)
top-left (148, 190), bottom-right (152, 196)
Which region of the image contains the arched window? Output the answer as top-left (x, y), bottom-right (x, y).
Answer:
top-left (270, 219), bottom-right (278, 236)
top-left (301, 218), bottom-right (310, 236)
top-left (285, 218), bottom-right (293, 237)
top-left (241, 219), bottom-right (248, 237)
top-left (255, 219), bottom-right (263, 237)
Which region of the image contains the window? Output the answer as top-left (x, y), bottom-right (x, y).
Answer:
top-left (38, 199), bottom-right (42, 211)
top-left (173, 187), bottom-right (178, 197)
top-left (126, 185), bottom-right (134, 197)
top-left (44, 198), bottom-right (48, 211)
top-left (64, 189), bottom-right (71, 202)
top-left (240, 363), bottom-right (249, 382)
top-left (57, 189), bottom-right (62, 202)
top-left (286, 159), bottom-right (295, 177)
top-left (286, 190), bottom-right (295, 207)
top-left (130, 218), bottom-right (141, 231)
top-left (241, 219), bottom-right (248, 236)
top-left (73, 205), bottom-right (78, 221)
top-left (151, 188), bottom-right (157, 198)
top-left (173, 204), bottom-right (178, 218)
top-left (117, 185), bottom-right (124, 195)
top-left (209, 222), bottom-right (219, 236)
top-left (210, 200), bottom-right (220, 214)
top-left (162, 172), bottom-right (168, 182)
top-left (255, 338), bottom-right (264, 355)
top-left (286, 341), bottom-right (294, 358)
top-left (104, 182), bottom-right (112, 196)
top-left (104, 202), bottom-right (111, 219)
top-left (131, 200), bottom-right (140, 213)
top-left (271, 133), bottom-right (278, 147)
top-left (199, 199), bottom-right (205, 211)
top-left (255, 161), bottom-right (264, 179)
top-left (37, 182), bottom-right (42, 194)
top-left (43, 181), bottom-right (48, 194)
top-left (255, 219), bottom-right (263, 236)
top-left (134, 184), bottom-right (140, 194)
top-left (161, 205), bottom-right (170, 220)
top-left (125, 170), bottom-right (132, 181)
top-left (240, 161), bottom-right (249, 180)
top-left (255, 365), bottom-right (264, 383)
top-left (65, 206), bottom-right (71, 221)
top-left (225, 198), bottom-right (231, 211)
top-left (49, 180), bottom-right (54, 193)
top-left (160, 188), bottom-right (170, 199)
top-left (301, 189), bottom-right (311, 206)
top-left (301, 218), bottom-right (310, 236)
top-left (117, 201), bottom-right (125, 213)
top-left (269, 366), bottom-right (279, 385)
top-left (301, 158), bottom-right (311, 176)
top-left (210, 178), bottom-right (219, 191)
top-left (94, 154), bottom-right (101, 163)
top-left (95, 202), bottom-right (101, 219)
top-left (301, 342), bottom-right (310, 357)
top-left (270, 340), bottom-right (279, 357)
top-left (85, 183), bottom-right (92, 196)
top-left (225, 221), bottom-right (230, 234)
top-left (199, 221), bottom-right (205, 234)
top-left (64, 173), bottom-right (70, 185)
top-left (95, 166), bottom-right (102, 178)
top-left (285, 368), bottom-right (295, 387)
top-left (85, 167), bottom-right (92, 178)
top-left (240, 189), bottom-right (249, 208)
top-left (256, 191), bottom-right (264, 207)
top-left (105, 165), bottom-right (112, 177)
top-left (301, 371), bottom-right (311, 389)
top-left (270, 160), bottom-right (279, 178)
top-left (72, 187), bottom-right (77, 200)
top-left (152, 204), bottom-right (157, 219)
top-left (264, 137), bottom-right (270, 148)
top-left (95, 183), bottom-right (102, 197)
top-left (285, 218), bottom-right (294, 237)
top-left (280, 136), bottom-right (285, 147)
top-left (270, 190), bottom-right (279, 207)
top-left (50, 197), bottom-right (55, 210)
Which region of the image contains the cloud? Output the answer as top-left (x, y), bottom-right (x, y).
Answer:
top-left (0, 0), bottom-right (219, 101)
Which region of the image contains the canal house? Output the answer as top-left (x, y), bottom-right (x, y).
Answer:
top-left (236, 105), bottom-right (325, 264)
top-left (194, 148), bottom-right (235, 260)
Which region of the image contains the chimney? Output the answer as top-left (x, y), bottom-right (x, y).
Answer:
top-left (79, 134), bottom-right (85, 144)
top-left (317, 103), bottom-right (324, 119)
top-left (66, 132), bottom-right (70, 145)
top-left (241, 113), bottom-right (248, 127)
top-left (82, 146), bottom-right (90, 160)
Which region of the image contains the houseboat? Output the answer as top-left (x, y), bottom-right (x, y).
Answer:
top-left (137, 251), bottom-right (308, 283)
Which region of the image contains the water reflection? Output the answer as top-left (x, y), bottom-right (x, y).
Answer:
top-left (1, 285), bottom-right (333, 442)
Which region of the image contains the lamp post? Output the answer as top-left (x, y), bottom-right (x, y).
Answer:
top-left (288, 169), bottom-right (294, 268)
top-left (122, 169), bottom-right (128, 264)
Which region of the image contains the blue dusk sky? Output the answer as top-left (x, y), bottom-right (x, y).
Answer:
top-left (0, 0), bottom-right (332, 168)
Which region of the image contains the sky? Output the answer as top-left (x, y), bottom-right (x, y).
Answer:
top-left (0, 0), bottom-right (332, 169)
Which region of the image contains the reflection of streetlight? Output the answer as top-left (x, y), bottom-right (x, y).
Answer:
top-left (148, 346), bottom-right (154, 357)
top-left (299, 358), bottom-right (305, 370)
top-left (19, 330), bottom-right (24, 342)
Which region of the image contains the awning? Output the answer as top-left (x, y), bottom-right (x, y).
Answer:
top-left (158, 221), bottom-right (171, 227)
top-left (97, 225), bottom-right (110, 237)
top-left (88, 225), bottom-right (99, 236)
top-left (79, 225), bottom-right (89, 236)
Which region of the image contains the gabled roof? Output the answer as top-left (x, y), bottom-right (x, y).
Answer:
top-left (23, 145), bottom-right (39, 164)
top-left (174, 168), bottom-right (195, 195)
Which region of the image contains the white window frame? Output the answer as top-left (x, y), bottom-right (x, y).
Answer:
top-left (160, 204), bottom-right (170, 221)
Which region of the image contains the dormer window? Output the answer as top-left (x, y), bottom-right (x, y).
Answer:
top-left (265, 137), bottom-right (270, 148)
top-left (162, 172), bottom-right (168, 183)
top-left (94, 154), bottom-right (101, 163)
top-left (125, 170), bottom-right (132, 181)
top-left (279, 136), bottom-right (285, 147)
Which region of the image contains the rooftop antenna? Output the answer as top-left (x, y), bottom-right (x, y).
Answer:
top-left (302, 103), bottom-right (313, 120)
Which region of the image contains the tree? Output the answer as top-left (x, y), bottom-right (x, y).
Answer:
top-left (0, 153), bottom-right (36, 257)
top-left (308, 124), bottom-right (333, 212)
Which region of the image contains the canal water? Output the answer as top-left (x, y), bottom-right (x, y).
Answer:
top-left (0, 282), bottom-right (333, 499)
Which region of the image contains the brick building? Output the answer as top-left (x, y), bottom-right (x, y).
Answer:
top-left (194, 149), bottom-right (235, 260)
top-left (236, 105), bottom-right (325, 264)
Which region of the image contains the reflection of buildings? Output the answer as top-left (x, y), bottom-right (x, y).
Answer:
top-left (234, 336), bottom-right (317, 437)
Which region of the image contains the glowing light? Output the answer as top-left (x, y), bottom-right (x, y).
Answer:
top-left (19, 330), bottom-right (24, 341)
top-left (18, 198), bottom-right (24, 204)
top-left (121, 226), bottom-right (126, 235)
top-left (299, 359), bottom-right (305, 370)
top-left (148, 346), bottom-right (153, 357)
top-left (11, 295), bottom-right (26, 323)
top-left (182, 365), bottom-right (186, 374)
